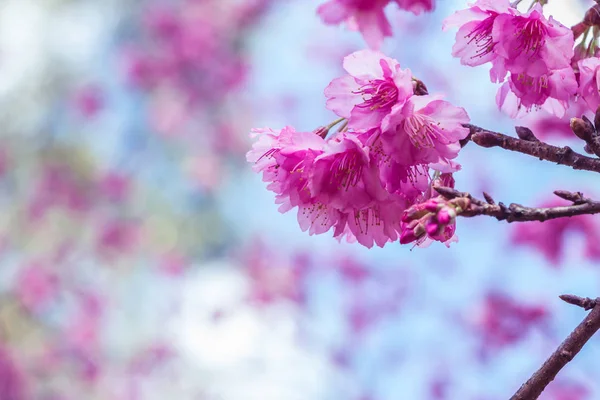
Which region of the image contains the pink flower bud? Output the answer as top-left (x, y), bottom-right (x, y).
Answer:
top-left (399, 228), bottom-right (418, 245)
top-left (426, 220), bottom-right (440, 236)
top-left (424, 199), bottom-right (442, 212)
top-left (436, 208), bottom-right (453, 225)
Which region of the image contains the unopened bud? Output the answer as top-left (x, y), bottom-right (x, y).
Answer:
top-left (595, 106), bottom-right (600, 132)
top-left (400, 220), bottom-right (425, 244)
top-left (436, 208), bottom-right (454, 225)
top-left (412, 78), bottom-right (428, 96)
top-left (515, 126), bottom-right (538, 142)
top-left (570, 117), bottom-right (594, 141)
top-left (424, 198), bottom-right (443, 212)
top-left (426, 219), bottom-right (441, 236)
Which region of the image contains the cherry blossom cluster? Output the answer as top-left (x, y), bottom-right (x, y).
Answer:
top-left (443, 0), bottom-right (600, 119)
top-left (248, 50), bottom-right (470, 248)
top-left (318, 0), bottom-right (434, 49)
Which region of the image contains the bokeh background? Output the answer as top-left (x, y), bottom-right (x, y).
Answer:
top-left (1, 0), bottom-right (600, 399)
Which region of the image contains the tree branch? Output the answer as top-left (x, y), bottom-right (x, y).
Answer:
top-left (433, 187), bottom-right (600, 223)
top-left (463, 124), bottom-right (600, 174)
top-left (510, 295), bottom-right (600, 400)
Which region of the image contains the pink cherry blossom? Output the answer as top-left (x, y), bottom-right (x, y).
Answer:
top-left (445, 1), bottom-right (573, 79)
top-left (337, 199), bottom-right (409, 247)
top-left (318, 0), bottom-right (393, 49)
top-left (248, 126), bottom-right (341, 236)
top-left (294, 138), bottom-right (407, 247)
top-left (248, 126), bottom-right (412, 248)
top-left (442, 0), bottom-right (511, 68)
top-left (577, 56), bottom-right (600, 113)
top-left (492, 5), bottom-right (574, 78)
top-left (379, 94), bottom-right (470, 166)
top-left (311, 134), bottom-right (386, 210)
top-left (324, 49), bottom-right (413, 131)
top-left (247, 126), bottom-right (326, 209)
top-left (496, 68), bottom-right (578, 118)
top-left (445, 1), bottom-right (576, 118)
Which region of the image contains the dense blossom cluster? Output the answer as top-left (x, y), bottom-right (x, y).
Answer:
top-left (443, 0), bottom-right (580, 117)
top-left (249, 50), bottom-right (470, 248)
top-left (318, 0), bottom-right (600, 123)
top-left (318, 0), bottom-right (434, 49)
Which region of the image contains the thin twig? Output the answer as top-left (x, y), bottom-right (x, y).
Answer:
top-left (510, 295), bottom-right (600, 400)
top-left (463, 124), bottom-right (600, 174)
top-left (433, 187), bottom-right (600, 223)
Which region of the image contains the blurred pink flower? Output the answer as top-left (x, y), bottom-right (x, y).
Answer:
top-left (525, 101), bottom-right (588, 140)
top-left (15, 262), bottom-right (59, 313)
top-left (63, 293), bottom-right (105, 382)
top-left (129, 343), bottom-right (174, 375)
top-left (29, 166), bottom-right (92, 221)
top-left (73, 85), bottom-right (104, 119)
top-left (473, 293), bottom-right (548, 357)
top-left (158, 252), bottom-right (187, 277)
top-left (318, 0), bottom-right (393, 49)
top-left (511, 199), bottom-right (600, 265)
top-left (540, 381), bottom-right (589, 400)
top-left (244, 241), bottom-right (310, 306)
top-left (96, 219), bottom-right (139, 257)
top-left (98, 172), bottom-right (130, 203)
